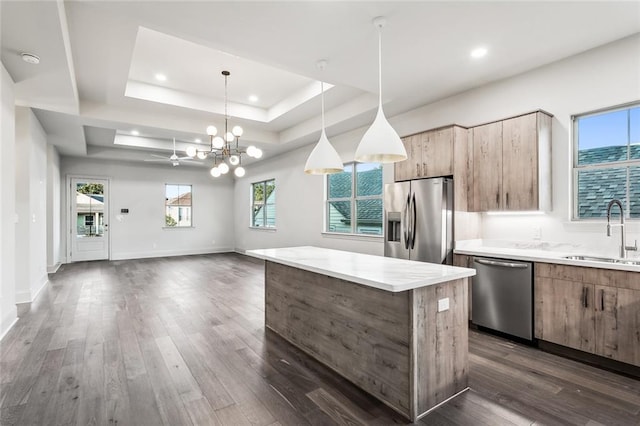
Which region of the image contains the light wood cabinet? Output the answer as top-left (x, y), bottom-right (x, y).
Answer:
top-left (394, 125), bottom-right (471, 211)
top-left (422, 127), bottom-right (454, 178)
top-left (535, 263), bottom-right (640, 367)
top-left (471, 111), bottom-right (552, 212)
top-left (394, 134), bottom-right (421, 182)
top-left (472, 121), bottom-right (502, 211)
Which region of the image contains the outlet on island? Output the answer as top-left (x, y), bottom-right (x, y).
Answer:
top-left (437, 297), bottom-right (450, 312)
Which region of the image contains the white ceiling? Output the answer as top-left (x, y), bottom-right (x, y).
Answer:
top-left (1, 1), bottom-right (639, 168)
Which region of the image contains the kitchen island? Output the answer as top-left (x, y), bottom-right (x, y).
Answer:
top-left (246, 246), bottom-right (476, 421)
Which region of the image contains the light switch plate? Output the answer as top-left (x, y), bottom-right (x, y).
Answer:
top-left (438, 297), bottom-right (450, 312)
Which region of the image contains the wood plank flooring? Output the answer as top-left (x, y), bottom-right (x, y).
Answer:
top-left (1, 253), bottom-right (639, 425)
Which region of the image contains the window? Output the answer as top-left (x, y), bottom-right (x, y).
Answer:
top-left (165, 184), bottom-right (192, 227)
top-left (252, 179), bottom-right (276, 228)
top-left (573, 103), bottom-right (640, 220)
top-left (326, 162), bottom-right (383, 235)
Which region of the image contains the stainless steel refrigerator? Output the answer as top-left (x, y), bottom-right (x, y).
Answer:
top-left (384, 177), bottom-right (453, 264)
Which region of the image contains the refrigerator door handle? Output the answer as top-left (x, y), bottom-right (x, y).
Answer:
top-left (410, 193), bottom-right (417, 249)
top-left (403, 193), bottom-right (410, 249)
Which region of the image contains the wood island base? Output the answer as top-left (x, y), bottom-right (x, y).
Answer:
top-left (264, 260), bottom-right (469, 421)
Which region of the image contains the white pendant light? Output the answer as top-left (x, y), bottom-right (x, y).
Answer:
top-left (354, 17), bottom-right (407, 163)
top-left (304, 60), bottom-right (343, 175)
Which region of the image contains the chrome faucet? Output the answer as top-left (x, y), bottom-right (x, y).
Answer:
top-left (606, 199), bottom-right (637, 258)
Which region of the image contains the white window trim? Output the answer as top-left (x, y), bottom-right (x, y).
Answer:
top-left (571, 102), bottom-right (640, 221)
top-left (250, 179), bottom-right (276, 229)
top-left (325, 162), bottom-right (383, 236)
top-left (165, 183), bottom-right (193, 228)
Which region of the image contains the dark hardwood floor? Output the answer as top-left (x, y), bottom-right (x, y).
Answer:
top-left (1, 253), bottom-right (639, 425)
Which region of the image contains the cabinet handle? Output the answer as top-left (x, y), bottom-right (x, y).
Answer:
top-left (581, 287), bottom-right (587, 308)
top-left (600, 289), bottom-right (605, 311)
top-left (496, 192), bottom-right (500, 207)
top-left (506, 192), bottom-right (509, 208)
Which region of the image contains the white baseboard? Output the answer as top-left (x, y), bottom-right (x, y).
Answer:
top-left (234, 248), bottom-right (247, 254)
top-left (110, 247), bottom-right (234, 261)
top-left (15, 276), bottom-right (49, 304)
top-left (47, 263), bottom-right (61, 274)
top-left (0, 316), bottom-right (18, 342)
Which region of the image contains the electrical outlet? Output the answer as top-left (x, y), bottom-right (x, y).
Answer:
top-left (533, 226), bottom-right (542, 240)
top-left (437, 298), bottom-right (450, 312)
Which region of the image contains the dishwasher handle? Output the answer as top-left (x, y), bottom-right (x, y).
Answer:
top-left (474, 258), bottom-right (529, 269)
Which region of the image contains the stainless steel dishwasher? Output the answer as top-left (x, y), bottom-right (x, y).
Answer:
top-left (472, 257), bottom-right (533, 341)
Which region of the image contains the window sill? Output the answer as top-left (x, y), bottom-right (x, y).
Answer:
top-left (162, 226), bottom-right (195, 229)
top-left (249, 226), bottom-right (277, 232)
top-left (321, 231), bottom-right (383, 242)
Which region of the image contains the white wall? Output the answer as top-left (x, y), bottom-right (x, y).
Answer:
top-left (235, 34), bottom-right (639, 257)
top-left (60, 158), bottom-right (236, 261)
top-left (0, 64), bottom-right (17, 337)
top-left (233, 126), bottom-right (395, 255)
top-left (47, 144), bottom-right (61, 272)
top-left (15, 107), bottom-right (49, 303)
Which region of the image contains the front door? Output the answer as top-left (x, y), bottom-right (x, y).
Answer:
top-left (70, 177), bottom-right (109, 261)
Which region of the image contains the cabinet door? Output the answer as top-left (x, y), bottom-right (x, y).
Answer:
top-left (453, 126), bottom-right (472, 212)
top-left (422, 127), bottom-right (453, 178)
top-left (502, 113), bottom-right (538, 210)
top-left (534, 277), bottom-right (595, 353)
top-left (472, 121), bottom-right (502, 211)
top-left (595, 286), bottom-right (640, 366)
top-left (394, 135), bottom-right (422, 181)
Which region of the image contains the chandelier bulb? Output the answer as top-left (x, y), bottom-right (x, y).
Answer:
top-left (218, 163), bottom-right (230, 174)
top-left (234, 166), bottom-right (246, 177)
top-left (253, 148), bottom-right (263, 159)
top-left (185, 146), bottom-right (197, 158)
top-left (212, 136), bottom-right (224, 149)
top-left (232, 126), bottom-right (243, 137)
top-left (210, 167), bottom-right (221, 177)
top-left (229, 155), bottom-right (240, 166)
top-left (197, 151), bottom-right (208, 160)
top-left (206, 125), bottom-right (217, 136)
top-left (225, 132), bottom-right (234, 142)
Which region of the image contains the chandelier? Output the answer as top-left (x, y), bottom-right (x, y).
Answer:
top-left (186, 70), bottom-right (262, 178)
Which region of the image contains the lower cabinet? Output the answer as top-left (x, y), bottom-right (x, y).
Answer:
top-left (534, 263), bottom-right (640, 367)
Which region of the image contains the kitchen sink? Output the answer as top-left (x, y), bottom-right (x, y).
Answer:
top-left (563, 255), bottom-right (640, 266)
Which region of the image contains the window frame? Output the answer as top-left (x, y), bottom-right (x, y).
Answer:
top-left (250, 179), bottom-right (276, 229)
top-left (572, 102), bottom-right (640, 221)
top-left (164, 183), bottom-right (193, 228)
top-left (325, 162), bottom-right (383, 236)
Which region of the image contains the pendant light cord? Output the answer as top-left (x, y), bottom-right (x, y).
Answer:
top-left (224, 73), bottom-right (229, 147)
top-left (321, 81), bottom-right (325, 132)
top-left (378, 27), bottom-right (382, 106)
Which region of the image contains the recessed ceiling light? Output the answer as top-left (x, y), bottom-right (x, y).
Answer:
top-left (21, 52), bottom-right (40, 65)
top-left (155, 73), bottom-right (167, 81)
top-left (471, 47), bottom-right (488, 59)
top-left (248, 95), bottom-right (258, 102)
top-left (131, 130), bottom-right (139, 136)
top-left (195, 138), bottom-right (202, 143)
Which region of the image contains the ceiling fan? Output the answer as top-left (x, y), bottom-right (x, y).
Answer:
top-left (145, 138), bottom-right (197, 166)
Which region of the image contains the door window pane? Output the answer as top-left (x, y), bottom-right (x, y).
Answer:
top-left (76, 182), bottom-right (105, 237)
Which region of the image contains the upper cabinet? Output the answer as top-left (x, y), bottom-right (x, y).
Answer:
top-left (394, 125), bottom-right (471, 211)
top-left (394, 110), bottom-right (551, 213)
top-left (471, 111), bottom-right (552, 212)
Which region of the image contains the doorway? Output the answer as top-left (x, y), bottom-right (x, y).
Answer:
top-left (69, 177), bottom-right (109, 262)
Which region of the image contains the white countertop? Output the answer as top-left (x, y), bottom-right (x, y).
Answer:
top-left (454, 240), bottom-right (640, 272)
top-left (245, 246), bottom-right (476, 292)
